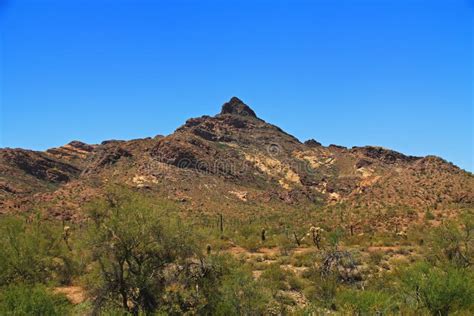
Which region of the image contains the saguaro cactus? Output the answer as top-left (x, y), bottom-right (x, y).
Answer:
top-left (218, 213), bottom-right (224, 234)
top-left (63, 225), bottom-right (72, 251)
top-left (349, 223), bottom-right (355, 236)
top-left (310, 226), bottom-right (324, 249)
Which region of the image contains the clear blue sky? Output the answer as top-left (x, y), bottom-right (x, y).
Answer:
top-left (1, 0), bottom-right (472, 171)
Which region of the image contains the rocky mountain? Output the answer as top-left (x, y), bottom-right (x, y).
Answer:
top-left (1, 97), bottom-right (472, 224)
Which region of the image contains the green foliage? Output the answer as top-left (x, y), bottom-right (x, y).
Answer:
top-left (290, 250), bottom-right (317, 268)
top-left (233, 224), bottom-right (261, 252)
top-left (368, 250), bottom-right (384, 266)
top-left (0, 215), bottom-right (71, 285)
top-left (287, 274), bottom-right (306, 291)
top-left (259, 264), bottom-right (288, 296)
top-left (274, 234), bottom-right (294, 256)
top-left (337, 288), bottom-right (395, 315)
top-left (171, 253), bottom-right (273, 315)
top-left (399, 262), bottom-right (474, 315)
top-left (85, 187), bottom-right (198, 314)
top-left (213, 267), bottom-right (270, 315)
top-left (327, 227), bottom-right (344, 249)
top-left (427, 215), bottom-right (473, 267)
top-left (2, 186), bottom-right (473, 314)
top-left (83, 187), bottom-right (273, 315)
top-left (304, 273), bottom-right (339, 308)
top-left (0, 284), bottom-right (71, 316)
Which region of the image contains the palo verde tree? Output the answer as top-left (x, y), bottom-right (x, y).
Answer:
top-left (0, 215), bottom-right (72, 285)
top-left (427, 214), bottom-right (473, 268)
top-left (85, 187), bottom-right (198, 314)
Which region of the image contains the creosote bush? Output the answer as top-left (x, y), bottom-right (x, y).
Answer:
top-left (336, 288), bottom-right (394, 315)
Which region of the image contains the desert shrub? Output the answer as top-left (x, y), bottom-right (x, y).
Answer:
top-left (69, 301), bottom-right (94, 316)
top-left (274, 234), bottom-right (294, 256)
top-left (259, 264), bottom-right (288, 296)
top-left (275, 291), bottom-right (297, 306)
top-left (236, 236), bottom-right (261, 252)
top-left (368, 250), bottom-right (384, 266)
top-left (292, 303), bottom-right (324, 315)
top-left (304, 248), bottom-right (364, 308)
top-left (0, 284), bottom-right (71, 316)
top-left (320, 250), bottom-right (361, 283)
top-left (399, 262), bottom-right (474, 315)
top-left (277, 255), bottom-right (291, 265)
top-left (327, 227), bottom-right (345, 249)
top-left (213, 267), bottom-right (271, 315)
top-left (287, 274), bottom-right (305, 291)
top-left (0, 215), bottom-right (72, 285)
top-left (234, 223), bottom-right (262, 252)
top-left (425, 210), bottom-right (436, 221)
top-left (177, 254), bottom-right (273, 315)
top-left (85, 187), bottom-right (273, 315)
top-left (427, 216), bottom-right (473, 267)
top-left (290, 250), bottom-right (317, 268)
top-left (303, 271), bottom-right (339, 309)
top-left (337, 288), bottom-right (395, 315)
top-left (85, 188), bottom-right (198, 314)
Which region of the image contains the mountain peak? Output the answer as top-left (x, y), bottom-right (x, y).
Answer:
top-left (220, 97), bottom-right (257, 118)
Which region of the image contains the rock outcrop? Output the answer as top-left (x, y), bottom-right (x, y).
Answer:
top-left (219, 96), bottom-right (257, 118)
top-left (0, 149), bottom-right (80, 183)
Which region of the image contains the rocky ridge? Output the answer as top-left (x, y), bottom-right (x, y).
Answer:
top-left (1, 97), bottom-right (472, 222)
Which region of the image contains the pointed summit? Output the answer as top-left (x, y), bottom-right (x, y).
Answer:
top-left (220, 97), bottom-right (257, 118)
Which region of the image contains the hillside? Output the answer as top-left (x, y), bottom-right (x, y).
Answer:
top-left (1, 97), bottom-right (472, 223)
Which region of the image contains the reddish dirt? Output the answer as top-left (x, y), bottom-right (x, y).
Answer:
top-left (226, 246), bottom-right (247, 255)
top-left (257, 247), bottom-right (280, 256)
top-left (292, 247), bottom-right (313, 255)
top-left (366, 246), bottom-right (401, 253)
top-left (53, 286), bottom-right (86, 304)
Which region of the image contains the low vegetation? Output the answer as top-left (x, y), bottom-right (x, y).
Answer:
top-left (0, 187), bottom-right (472, 315)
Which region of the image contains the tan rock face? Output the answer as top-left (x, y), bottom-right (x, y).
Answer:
top-left (46, 141), bottom-right (95, 161)
top-left (132, 174), bottom-right (159, 188)
top-left (229, 190), bottom-right (248, 201)
top-left (244, 152), bottom-right (301, 189)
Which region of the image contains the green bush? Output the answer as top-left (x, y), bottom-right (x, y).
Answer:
top-left (259, 264), bottom-right (288, 295)
top-left (290, 250), bottom-right (317, 268)
top-left (368, 250), bottom-right (384, 266)
top-left (85, 187), bottom-right (198, 314)
top-left (304, 273), bottom-right (339, 308)
top-left (337, 288), bottom-right (395, 314)
top-left (287, 274), bottom-right (305, 291)
top-left (274, 234), bottom-right (295, 255)
top-left (0, 284), bottom-right (71, 316)
top-left (399, 262), bottom-right (474, 315)
top-left (234, 224), bottom-right (262, 252)
top-left (327, 227), bottom-right (345, 249)
top-left (213, 268), bottom-right (270, 315)
top-left (427, 216), bottom-right (473, 268)
top-left (0, 215), bottom-right (71, 285)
